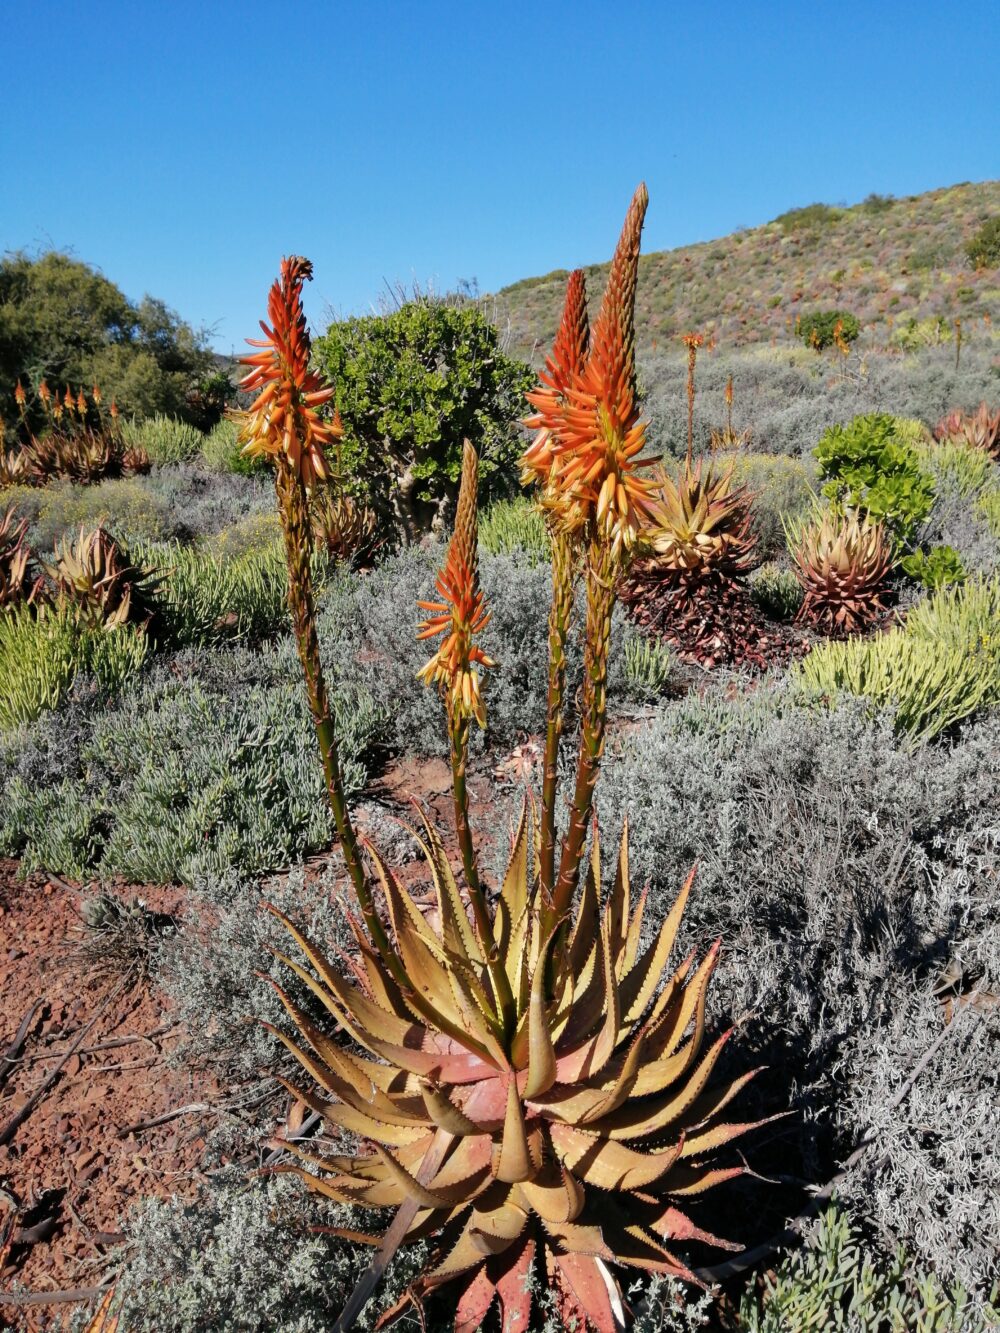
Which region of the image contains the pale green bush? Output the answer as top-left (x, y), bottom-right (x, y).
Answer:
top-left (121, 413), bottom-right (204, 465)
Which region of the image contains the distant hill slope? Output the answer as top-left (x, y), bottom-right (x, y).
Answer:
top-left (497, 181), bottom-right (1000, 363)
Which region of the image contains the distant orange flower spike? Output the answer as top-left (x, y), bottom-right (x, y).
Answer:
top-left (64, 387), bottom-right (74, 411)
top-left (76, 390), bottom-right (87, 415)
top-left (92, 384), bottom-right (102, 405)
top-left (38, 380), bottom-right (51, 403)
top-left (237, 255), bottom-right (342, 487)
top-left (523, 184), bottom-right (657, 555)
top-left (417, 442), bottom-right (494, 726)
top-left (109, 399), bottom-right (119, 419)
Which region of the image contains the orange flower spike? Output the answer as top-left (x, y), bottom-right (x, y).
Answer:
top-left (64, 386), bottom-right (74, 413)
top-left (109, 399), bottom-right (119, 420)
top-left (13, 380), bottom-right (26, 411)
top-left (417, 442), bottom-right (495, 727)
top-left (545, 183), bottom-right (657, 554)
top-left (92, 384), bottom-right (102, 406)
top-left (237, 256), bottom-right (342, 488)
top-left (522, 268), bottom-right (590, 487)
top-left (76, 389), bottom-right (87, 417)
top-left (38, 379), bottom-right (51, 406)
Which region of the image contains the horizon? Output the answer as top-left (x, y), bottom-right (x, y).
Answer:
top-left (5, 0), bottom-right (999, 353)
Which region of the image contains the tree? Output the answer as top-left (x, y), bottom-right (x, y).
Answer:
top-left (0, 250), bottom-right (222, 434)
top-left (313, 296), bottom-right (534, 541)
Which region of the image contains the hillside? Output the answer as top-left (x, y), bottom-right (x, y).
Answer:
top-left (497, 180), bottom-right (1000, 363)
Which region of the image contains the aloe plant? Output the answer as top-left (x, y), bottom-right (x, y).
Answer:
top-left (247, 191), bottom-right (768, 1331)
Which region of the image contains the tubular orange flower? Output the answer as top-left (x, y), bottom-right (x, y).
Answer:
top-left (521, 267), bottom-right (590, 498)
top-left (109, 399), bottom-right (119, 420)
top-left (92, 383), bottom-right (102, 405)
top-left (38, 379), bottom-right (51, 406)
top-left (237, 256), bottom-right (342, 488)
top-left (417, 442), bottom-right (495, 727)
top-left (524, 184), bottom-right (657, 557)
top-left (13, 380), bottom-right (26, 411)
top-left (76, 389), bottom-right (87, 417)
top-left (64, 386), bottom-right (74, 413)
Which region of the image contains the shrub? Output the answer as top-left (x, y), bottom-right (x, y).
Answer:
top-left (728, 452), bottom-right (816, 556)
top-left (479, 493), bottom-right (549, 562)
top-left (18, 476), bottom-right (177, 552)
top-left (975, 489), bottom-right (1000, 539)
top-left (136, 463), bottom-right (273, 541)
top-left (595, 688), bottom-right (999, 1284)
top-left (892, 316), bottom-right (952, 350)
top-left (799, 309), bottom-right (860, 351)
top-left (815, 412), bottom-right (936, 549)
top-left (313, 296), bottom-right (534, 540)
top-left (120, 413), bottom-right (204, 465)
top-left (916, 438), bottom-right (997, 502)
top-left (209, 511), bottom-right (284, 561)
top-left (621, 630), bottom-right (673, 700)
top-left (795, 576), bottom-right (1000, 744)
top-left (749, 561), bottom-right (803, 620)
top-left (199, 416), bottom-right (267, 476)
top-left (108, 1174), bottom-right (430, 1332)
top-left (739, 1205), bottom-right (1000, 1331)
top-left (773, 202), bottom-right (845, 232)
top-left (900, 544), bottom-right (966, 589)
top-left (966, 216), bottom-right (1000, 269)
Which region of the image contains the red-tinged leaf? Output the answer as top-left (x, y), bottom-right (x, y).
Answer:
top-left (493, 1233), bottom-right (537, 1333)
top-left (554, 1251), bottom-right (619, 1333)
top-left (455, 1266), bottom-right (498, 1332)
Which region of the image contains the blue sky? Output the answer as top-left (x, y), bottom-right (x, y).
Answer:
top-left (4, 0), bottom-right (998, 353)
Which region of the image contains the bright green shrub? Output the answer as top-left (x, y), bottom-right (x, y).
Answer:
top-left (966, 216), bottom-right (1000, 270)
top-left (799, 309), bottom-right (860, 350)
top-left (773, 202), bottom-right (845, 232)
top-left (795, 576), bottom-right (1000, 744)
top-left (889, 417), bottom-right (932, 449)
top-left (199, 417), bottom-right (266, 476)
top-left (916, 439), bottom-right (997, 501)
top-left (479, 495), bottom-right (549, 562)
top-left (728, 452), bottom-right (816, 555)
top-left (750, 561), bottom-right (804, 620)
top-left (313, 297), bottom-right (533, 540)
top-left (815, 413), bottom-right (936, 549)
top-left (0, 608), bottom-right (150, 731)
top-left (975, 489), bottom-right (1000, 539)
top-left (622, 632), bottom-right (672, 701)
top-left (134, 539), bottom-right (293, 646)
top-left (0, 608), bottom-right (79, 729)
top-left (740, 1206), bottom-right (1000, 1332)
top-left (120, 413), bottom-right (204, 465)
top-left (900, 545), bottom-right (966, 590)
top-left (891, 317), bottom-right (952, 350)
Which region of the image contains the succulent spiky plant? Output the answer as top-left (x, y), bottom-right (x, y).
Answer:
top-left (310, 486), bottom-right (378, 565)
top-left (46, 525), bottom-right (159, 631)
top-left (249, 194), bottom-right (770, 1332)
top-left (0, 446), bottom-right (32, 488)
top-left (934, 402), bottom-right (1000, 459)
top-left (0, 505), bottom-right (43, 609)
top-left (787, 506), bottom-right (892, 636)
top-left (620, 461), bottom-right (765, 668)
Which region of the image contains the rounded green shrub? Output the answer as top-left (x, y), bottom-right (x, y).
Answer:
top-left (966, 216), bottom-right (1000, 270)
top-left (798, 309), bottom-right (861, 351)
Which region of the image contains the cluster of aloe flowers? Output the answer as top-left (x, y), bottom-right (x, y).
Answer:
top-left (243, 192), bottom-right (769, 1331)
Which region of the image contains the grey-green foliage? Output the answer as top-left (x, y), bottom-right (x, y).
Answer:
top-left (120, 412), bottom-right (204, 465)
top-left (728, 451), bottom-right (817, 556)
top-left (0, 644), bottom-right (386, 883)
top-left (740, 1206), bottom-right (1000, 1331)
top-left (594, 685), bottom-right (999, 1284)
top-left (4, 475), bottom-right (179, 552)
top-left (316, 545), bottom-right (628, 758)
top-left (108, 1173), bottom-right (428, 1332)
top-left (749, 560), bottom-right (804, 620)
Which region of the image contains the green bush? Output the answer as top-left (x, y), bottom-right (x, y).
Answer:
top-left (773, 202), bottom-right (845, 232)
top-left (815, 413), bottom-right (936, 549)
top-left (966, 216), bottom-right (1000, 270)
top-left (795, 576), bottom-right (1000, 744)
top-left (900, 544), bottom-right (966, 590)
top-left (750, 561), bottom-right (804, 620)
top-left (313, 296), bottom-right (534, 540)
top-left (728, 452), bottom-right (816, 556)
top-left (974, 489), bottom-right (1000, 539)
top-left (209, 512), bottom-right (284, 561)
top-left (622, 632), bottom-right (672, 701)
top-left (916, 439), bottom-right (997, 502)
top-left (134, 539), bottom-right (293, 647)
top-left (199, 417), bottom-right (266, 476)
top-left (799, 309), bottom-right (860, 351)
top-left (0, 607), bottom-right (150, 732)
top-left (891, 317), bottom-right (952, 350)
top-left (479, 494), bottom-right (549, 562)
top-left (739, 1206), bottom-right (1000, 1332)
top-left (16, 476), bottom-right (177, 552)
top-left (121, 413), bottom-right (204, 465)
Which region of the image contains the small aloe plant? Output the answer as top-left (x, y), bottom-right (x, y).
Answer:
top-left (245, 190), bottom-right (771, 1331)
